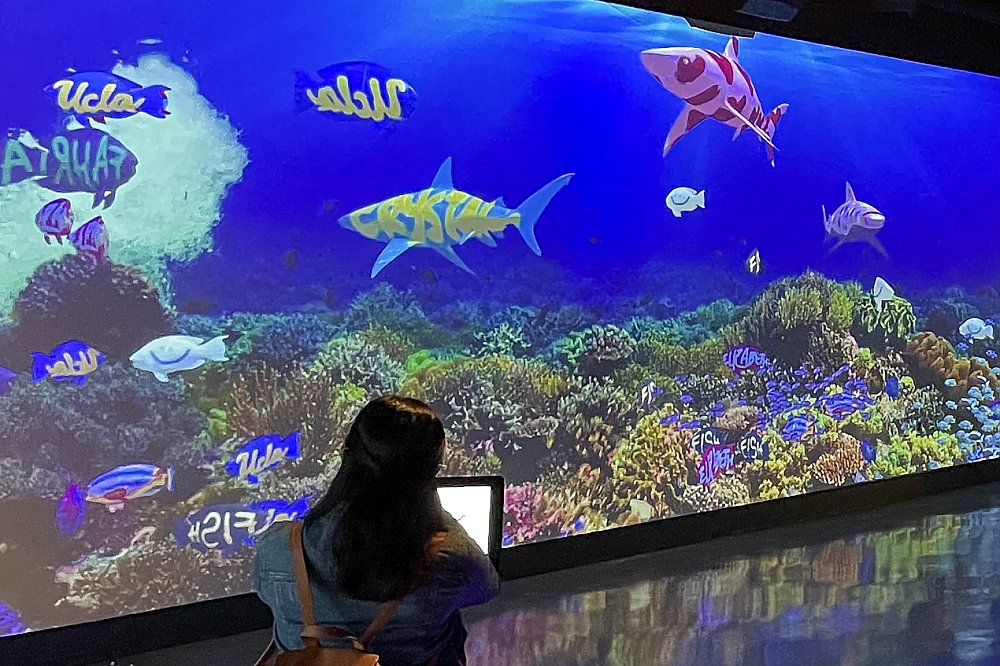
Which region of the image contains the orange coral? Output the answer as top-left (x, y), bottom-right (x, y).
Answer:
top-left (906, 331), bottom-right (998, 392)
top-left (812, 434), bottom-right (865, 486)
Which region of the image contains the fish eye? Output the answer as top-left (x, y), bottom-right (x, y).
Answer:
top-left (680, 57), bottom-right (689, 66)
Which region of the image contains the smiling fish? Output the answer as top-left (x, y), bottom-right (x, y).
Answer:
top-left (665, 187), bottom-right (705, 218)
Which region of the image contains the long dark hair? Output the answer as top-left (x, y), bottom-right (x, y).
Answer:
top-left (307, 395), bottom-right (446, 600)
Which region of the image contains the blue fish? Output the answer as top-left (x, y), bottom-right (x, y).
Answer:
top-left (680, 394), bottom-right (694, 403)
top-left (738, 431), bottom-right (769, 462)
top-left (55, 484), bottom-right (85, 535)
top-left (294, 61), bottom-right (417, 122)
top-left (660, 414), bottom-right (680, 426)
top-left (175, 497), bottom-right (311, 555)
top-left (691, 427), bottom-right (721, 453)
top-left (85, 463), bottom-right (174, 512)
top-left (0, 601), bottom-right (26, 637)
top-left (225, 433), bottom-right (302, 484)
top-left (0, 367), bottom-right (15, 396)
top-left (860, 439), bottom-right (876, 463)
top-left (31, 340), bottom-right (106, 386)
top-left (885, 376), bottom-right (900, 399)
top-left (987, 350), bottom-right (998, 359)
top-left (45, 72), bottom-right (170, 126)
top-left (32, 128), bottom-right (140, 208)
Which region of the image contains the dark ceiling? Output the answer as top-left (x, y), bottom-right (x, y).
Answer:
top-left (615, 0), bottom-right (1000, 76)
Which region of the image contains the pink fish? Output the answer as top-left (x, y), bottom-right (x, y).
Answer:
top-left (70, 216), bottom-right (110, 261)
top-left (641, 37), bottom-right (789, 166)
top-left (34, 199), bottom-right (74, 244)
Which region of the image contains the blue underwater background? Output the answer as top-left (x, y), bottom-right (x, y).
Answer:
top-left (1, 0), bottom-right (1000, 639)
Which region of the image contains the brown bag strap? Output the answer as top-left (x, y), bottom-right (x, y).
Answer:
top-left (287, 521), bottom-right (404, 650)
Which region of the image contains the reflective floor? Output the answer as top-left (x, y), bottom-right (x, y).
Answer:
top-left (89, 483), bottom-right (1000, 665)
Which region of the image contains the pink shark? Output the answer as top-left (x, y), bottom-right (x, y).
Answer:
top-left (640, 37), bottom-right (789, 166)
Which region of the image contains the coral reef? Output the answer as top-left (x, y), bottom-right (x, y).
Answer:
top-left (554, 324), bottom-right (637, 376)
top-left (5, 256), bottom-right (172, 368)
top-left (906, 331), bottom-right (998, 393)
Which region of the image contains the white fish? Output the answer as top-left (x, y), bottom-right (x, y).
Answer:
top-left (665, 187), bottom-right (705, 218)
top-left (130, 335), bottom-right (228, 382)
top-left (960, 318), bottom-right (995, 341)
top-left (629, 499), bottom-right (654, 521)
top-left (872, 277), bottom-right (895, 311)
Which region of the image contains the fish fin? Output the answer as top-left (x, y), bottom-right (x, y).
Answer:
top-left (726, 99), bottom-right (776, 150)
top-left (430, 157), bottom-right (454, 190)
top-left (139, 85), bottom-right (170, 118)
top-left (475, 233), bottom-right (498, 248)
top-left (763, 104), bottom-right (788, 166)
top-left (293, 70), bottom-right (319, 113)
top-left (988, 326), bottom-right (995, 340)
top-left (866, 233), bottom-right (889, 259)
top-left (199, 335), bottom-right (229, 362)
top-left (493, 196), bottom-right (508, 208)
top-left (153, 372), bottom-right (170, 383)
top-left (432, 245), bottom-right (474, 274)
top-left (663, 106), bottom-right (705, 157)
top-left (371, 238), bottom-right (415, 278)
top-left (166, 465), bottom-right (174, 492)
top-left (845, 181), bottom-right (857, 202)
top-left (514, 173), bottom-right (574, 256)
top-left (822, 204), bottom-right (828, 227)
top-left (670, 207), bottom-right (683, 218)
top-left (173, 519), bottom-right (191, 547)
top-left (102, 189), bottom-right (117, 209)
top-left (724, 36), bottom-right (740, 62)
top-left (30, 353), bottom-right (50, 382)
top-left (732, 125), bottom-right (746, 141)
top-left (695, 190), bottom-right (706, 209)
top-left (826, 238), bottom-right (845, 255)
top-left (493, 230), bottom-right (505, 239)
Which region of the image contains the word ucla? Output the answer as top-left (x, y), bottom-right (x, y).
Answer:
top-left (51, 80), bottom-right (147, 115)
top-left (307, 76), bottom-right (410, 122)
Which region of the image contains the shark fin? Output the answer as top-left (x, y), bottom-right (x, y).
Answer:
top-left (493, 196), bottom-right (508, 208)
top-left (822, 204), bottom-right (828, 227)
top-left (664, 107), bottom-right (705, 157)
top-left (371, 238), bottom-right (415, 278)
top-left (725, 99), bottom-right (776, 150)
top-left (430, 158), bottom-right (454, 190)
top-left (514, 173), bottom-right (574, 255)
top-left (433, 245), bottom-right (474, 274)
top-left (724, 37), bottom-right (740, 62)
top-left (845, 181), bottom-right (856, 203)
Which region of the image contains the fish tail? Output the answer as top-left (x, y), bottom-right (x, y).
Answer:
top-left (513, 173), bottom-right (575, 256)
top-left (173, 518), bottom-right (191, 547)
top-left (30, 353), bottom-right (50, 382)
top-left (199, 335), bottom-right (229, 362)
top-left (284, 432), bottom-right (302, 459)
top-left (988, 325), bottom-right (995, 340)
top-left (293, 70), bottom-right (318, 114)
top-left (139, 85), bottom-right (171, 118)
top-left (695, 190), bottom-right (706, 209)
top-left (165, 465), bottom-right (174, 492)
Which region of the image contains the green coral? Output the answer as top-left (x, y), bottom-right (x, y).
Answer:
top-left (553, 324), bottom-right (636, 376)
top-left (829, 283), bottom-right (863, 330)
top-left (207, 408), bottom-right (229, 443)
top-left (475, 322), bottom-right (530, 357)
top-left (611, 407), bottom-right (691, 513)
top-left (776, 286), bottom-right (824, 328)
top-left (856, 296), bottom-right (917, 342)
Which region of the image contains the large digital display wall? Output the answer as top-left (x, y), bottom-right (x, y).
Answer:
top-left (1, 0), bottom-right (1000, 639)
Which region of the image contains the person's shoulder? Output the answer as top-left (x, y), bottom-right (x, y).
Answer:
top-left (254, 522), bottom-right (294, 577)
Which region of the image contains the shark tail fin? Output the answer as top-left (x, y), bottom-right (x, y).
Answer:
top-left (514, 173), bottom-right (575, 256)
top-left (765, 103), bottom-right (789, 167)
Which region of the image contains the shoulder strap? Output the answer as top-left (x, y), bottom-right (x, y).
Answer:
top-left (288, 520), bottom-right (403, 650)
top-left (289, 522), bottom-right (320, 647)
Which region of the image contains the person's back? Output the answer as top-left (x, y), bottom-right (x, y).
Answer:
top-left (254, 395), bottom-right (499, 666)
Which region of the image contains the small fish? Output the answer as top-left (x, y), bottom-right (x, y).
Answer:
top-left (0, 601), bottom-right (26, 637)
top-left (871, 277), bottom-right (895, 311)
top-left (738, 431), bottom-right (769, 462)
top-left (282, 249), bottom-right (299, 272)
top-left (680, 393), bottom-right (694, 404)
top-left (884, 376), bottom-right (900, 399)
top-left (70, 216), bottom-right (110, 261)
top-left (84, 463), bottom-right (174, 513)
top-left (945, 378), bottom-right (958, 387)
top-left (588, 235), bottom-right (601, 246)
top-left (638, 379), bottom-right (664, 409)
top-left (130, 335), bottom-right (228, 382)
top-left (629, 499), bottom-right (654, 521)
top-left (660, 414), bottom-right (680, 426)
top-left (960, 318), bottom-right (995, 341)
top-left (665, 187), bottom-right (705, 218)
top-left (45, 71), bottom-right (170, 125)
top-left (225, 433), bottom-right (302, 485)
top-left (35, 199), bottom-right (74, 244)
top-left (294, 62), bottom-right (417, 123)
top-left (55, 484), bottom-right (86, 535)
top-left (31, 340), bottom-right (105, 386)
top-left (0, 367), bottom-right (16, 396)
top-left (745, 248), bottom-right (763, 276)
top-left (691, 427), bottom-right (721, 454)
top-left (945, 401), bottom-right (958, 410)
top-left (860, 439), bottom-right (876, 463)
top-left (137, 37), bottom-right (164, 45)
top-left (987, 350), bottom-right (998, 359)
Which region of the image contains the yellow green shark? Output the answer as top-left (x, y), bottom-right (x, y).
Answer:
top-left (339, 157), bottom-right (574, 277)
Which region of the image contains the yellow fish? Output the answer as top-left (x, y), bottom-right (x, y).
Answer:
top-left (339, 158), bottom-right (574, 277)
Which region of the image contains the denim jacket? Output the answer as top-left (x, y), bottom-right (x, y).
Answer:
top-left (254, 506), bottom-right (499, 666)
